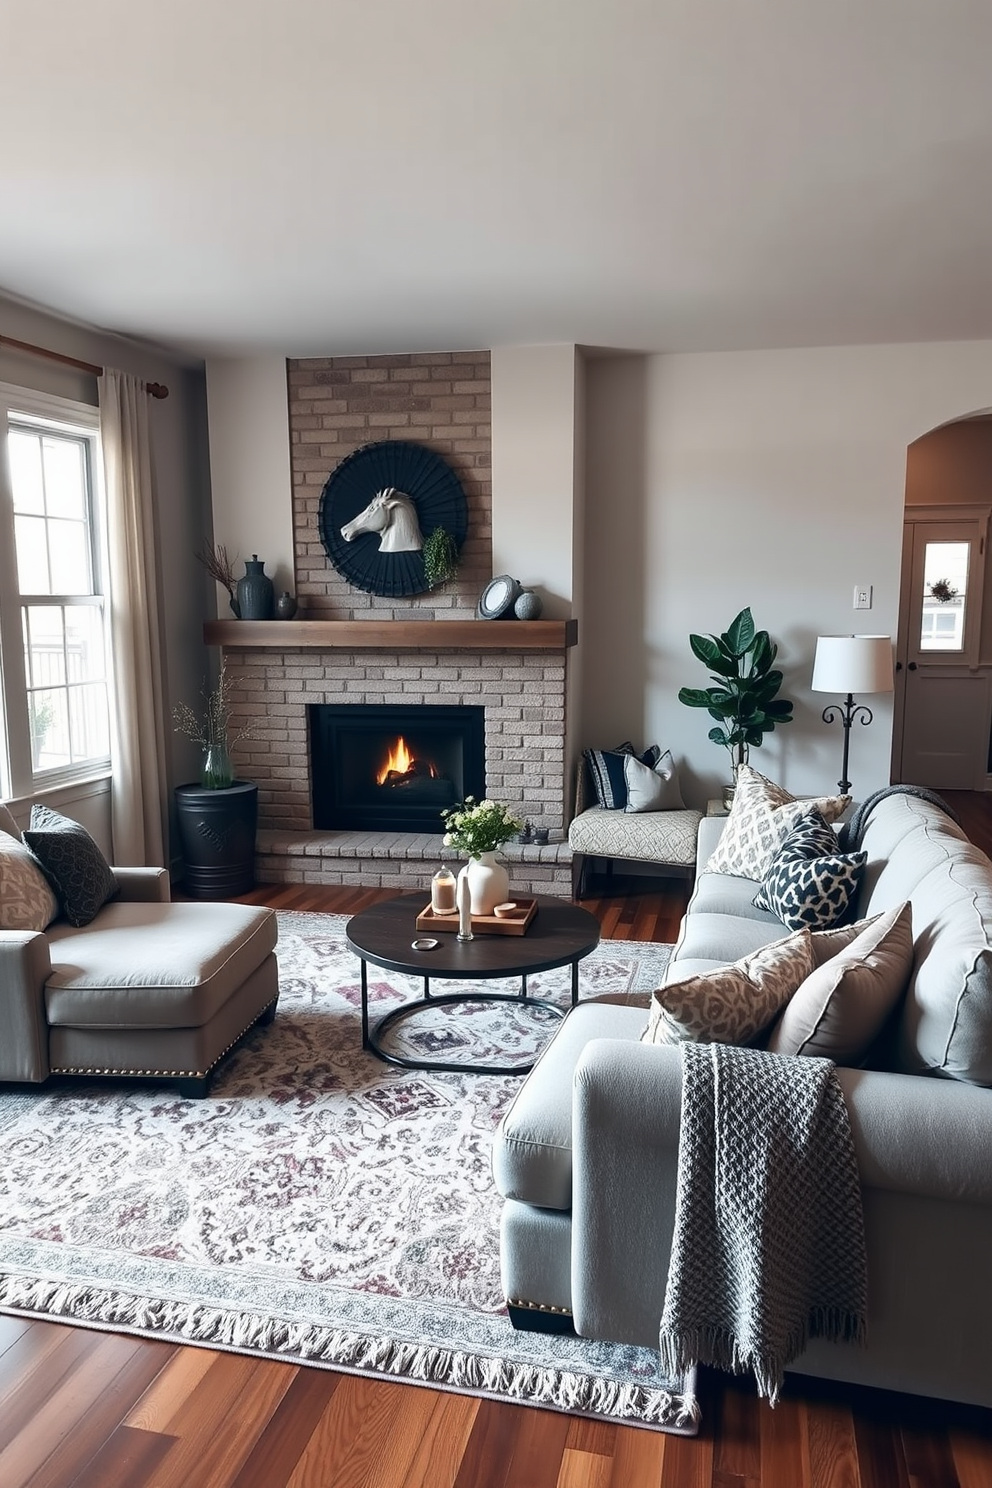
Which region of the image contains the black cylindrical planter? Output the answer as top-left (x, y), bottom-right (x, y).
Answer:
top-left (175, 780), bottom-right (258, 898)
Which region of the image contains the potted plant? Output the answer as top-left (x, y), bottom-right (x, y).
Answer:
top-left (172, 667), bottom-right (258, 898)
top-left (422, 525), bottom-right (459, 590)
top-left (678, 607), bottom-right (793, 795)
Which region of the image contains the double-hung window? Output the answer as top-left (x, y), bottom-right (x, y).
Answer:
top-left (0, 387), bottom-right (111, 799)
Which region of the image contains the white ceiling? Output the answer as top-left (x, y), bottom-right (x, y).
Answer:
top-left (3, 1), bottom-right (992, 359)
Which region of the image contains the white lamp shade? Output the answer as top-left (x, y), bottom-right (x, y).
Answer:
top-left (811, 635), bottom-right (894, 695)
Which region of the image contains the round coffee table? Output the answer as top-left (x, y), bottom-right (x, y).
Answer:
top-left (346, 892), bottom-right (601, 1074)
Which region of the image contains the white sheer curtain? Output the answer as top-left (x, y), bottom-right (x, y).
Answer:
top-left (99, 370), bottom-right (168, 866)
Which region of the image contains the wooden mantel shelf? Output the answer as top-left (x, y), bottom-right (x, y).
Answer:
top-left (204, 618), bottom-right (578, 650)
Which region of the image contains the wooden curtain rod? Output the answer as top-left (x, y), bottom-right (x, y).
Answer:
top-left (0, 334), bottom-right (169, 399)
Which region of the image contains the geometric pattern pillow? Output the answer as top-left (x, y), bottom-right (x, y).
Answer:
top-left (642, 927), bottom-right (814, 1047)
top-left (767, 902), bottom-right (913, 1061)
top-left (705, 764), bottom-right (851, 880)
top-left (752, 811), bottom-right (866, 930)
top-left (0, 831), bottom-right (59, 930)
top-left (23, 804), bottom-right (118, 928)
top-left (584, 742), bottom-right (678, 810)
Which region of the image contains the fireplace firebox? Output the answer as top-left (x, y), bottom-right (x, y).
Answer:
top-left (310, 704), bottom-right (486, 832)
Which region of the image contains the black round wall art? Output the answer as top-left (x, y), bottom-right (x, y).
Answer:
top-left (319, 440), bottom-right (469, 598)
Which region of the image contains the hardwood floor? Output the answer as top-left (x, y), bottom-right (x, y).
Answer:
top-left (3, 794), bottom-right (992, 1486)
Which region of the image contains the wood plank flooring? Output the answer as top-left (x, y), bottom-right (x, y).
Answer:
top-left (2, 793), bottom-right (991, 1486)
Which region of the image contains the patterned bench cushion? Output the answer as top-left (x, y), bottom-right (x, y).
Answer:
top-left (568, 806), bottom-right (701, 867)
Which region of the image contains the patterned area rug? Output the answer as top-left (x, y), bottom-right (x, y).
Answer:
top-left (0, 910), bottom-right (696, 1432)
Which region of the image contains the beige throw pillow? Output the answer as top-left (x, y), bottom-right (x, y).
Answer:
top-left (705, 765), bottom-right (850, 881)
top-left (767, 902), bottom-right (913, 1062)
top-left (643, 927), bottom-right (814, 1046)
top-left (0, 831), bottom-right (59, 931)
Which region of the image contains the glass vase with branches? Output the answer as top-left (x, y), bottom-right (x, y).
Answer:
top-left (173, 666), bottom-right (253, 789)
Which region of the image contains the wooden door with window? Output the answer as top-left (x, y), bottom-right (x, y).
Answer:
top-left (892, 507), bottom-right (991, 788)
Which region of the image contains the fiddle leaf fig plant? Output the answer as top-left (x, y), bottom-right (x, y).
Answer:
top-left (678, 606), bottom-right (793, 771)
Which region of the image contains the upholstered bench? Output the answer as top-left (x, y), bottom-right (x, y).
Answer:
top-left (568, 761), bottom-right (702, 898)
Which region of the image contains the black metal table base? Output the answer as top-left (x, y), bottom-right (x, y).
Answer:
top-left (359, 961), bottom-right (578, 1075)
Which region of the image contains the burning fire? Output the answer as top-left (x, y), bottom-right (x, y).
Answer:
top-left (376, 736), bottom-right (437, 785)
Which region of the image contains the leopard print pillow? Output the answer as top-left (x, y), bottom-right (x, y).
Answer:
top-left (643, 927), bottom-right (815, 1046)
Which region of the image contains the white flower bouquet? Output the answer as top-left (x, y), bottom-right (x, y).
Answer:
top-left (440, 796), bottom-right (523, 857)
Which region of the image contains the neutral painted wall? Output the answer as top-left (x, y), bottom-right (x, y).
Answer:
top-left (582, 341), bottom-right (992, 808)
top-left (0, 293), bottom-right (212, 858)
top-left (204, 357), bottom-right (295, 603)
top-left (490, 344), bottom-right (582, 620)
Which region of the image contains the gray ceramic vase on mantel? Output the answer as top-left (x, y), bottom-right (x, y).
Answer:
top-left (237, 555), bottom-right (274, 620)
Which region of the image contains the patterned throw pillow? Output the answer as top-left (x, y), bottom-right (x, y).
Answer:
top-left (753, 811), bottom-right (867, 931)
top-left (584, 743), bottom-right (637, 809)
top-left (584, 742), bottom-right (683, 811)
top-left (23, 805), bottom-right (118, 928)
top-left (705, 765), bottom-right (850, 880)
top-left (0, 831), bottom-right (59, 931)
top-left (643, 928), bottom-right (814, 1046)
top-left (768, 903), bottom-right (913, 1061)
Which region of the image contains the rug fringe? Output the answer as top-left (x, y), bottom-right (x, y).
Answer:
top-left (0, 1271), bottom-right (698, 1429)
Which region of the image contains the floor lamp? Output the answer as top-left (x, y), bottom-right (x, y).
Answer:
top-left (811, 635), bottom-right (894, 796)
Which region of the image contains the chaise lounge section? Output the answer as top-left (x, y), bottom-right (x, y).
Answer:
top-left (0, 803), bottom-right (279, 1097)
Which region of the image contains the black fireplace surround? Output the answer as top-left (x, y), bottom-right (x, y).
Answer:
top-left (309, 703), bottom-right (486, 833)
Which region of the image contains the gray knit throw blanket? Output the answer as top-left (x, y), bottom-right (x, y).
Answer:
top-left (658, 1042), bottom-right (868, 1405)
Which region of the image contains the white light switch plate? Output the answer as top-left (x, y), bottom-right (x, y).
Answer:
top-left (853, 584), bottom-right (872, 609)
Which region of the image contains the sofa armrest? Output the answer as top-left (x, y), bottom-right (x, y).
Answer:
top-left (695, 815), bottom-right (725, 872)
top-left (569, 1040), bottom-right (992, 1350)
top-left (113, 867), bottom-right (171, 903)
top-left (571, 1039), bottom-right (683, 1345)
top-left (0, 931), bottom-right (52, 1082)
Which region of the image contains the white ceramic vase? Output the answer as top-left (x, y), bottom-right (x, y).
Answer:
top-left (461, 851), bottom-right (510, 916)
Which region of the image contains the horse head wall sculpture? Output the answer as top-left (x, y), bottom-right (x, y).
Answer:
top-left (339, 487), bottom-right (424, 554)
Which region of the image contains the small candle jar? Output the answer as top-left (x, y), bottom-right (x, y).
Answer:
top-left (431, 865), bottom-right (457, 914)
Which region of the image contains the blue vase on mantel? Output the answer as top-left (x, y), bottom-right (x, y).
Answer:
top-left (237, 555), bottom-right (274, 620)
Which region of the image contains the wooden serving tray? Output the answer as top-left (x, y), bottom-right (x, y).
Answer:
top-left (415, 898), bottom-right (538, 936)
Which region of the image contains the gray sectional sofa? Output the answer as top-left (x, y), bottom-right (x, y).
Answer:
top-left (493, 792), bottom-right (992, 1407)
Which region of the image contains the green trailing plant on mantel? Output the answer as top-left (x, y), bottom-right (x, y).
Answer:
top-left (422, 526), bottom-right (459, 589)
top-left (678, 606), bottom-right (794, 773)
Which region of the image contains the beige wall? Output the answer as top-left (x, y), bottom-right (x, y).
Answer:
top-left (582, 341), bottom-right (992, 807)
top-left (490, 344), bottom-right (583, 620)
top-left (0, 294), bottom-right (212, 858)
top-left (196, 334), bottom-right (992, 812)
top-left (205, 356), bottom-right (296, 602)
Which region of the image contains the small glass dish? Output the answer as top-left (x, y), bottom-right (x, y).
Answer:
top-left (411, 937), bottom-right (439, 951)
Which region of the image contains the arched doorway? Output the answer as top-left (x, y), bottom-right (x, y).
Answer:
top-left (892, 415), bottom-right (992, 789)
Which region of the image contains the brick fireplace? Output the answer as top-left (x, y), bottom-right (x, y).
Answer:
top-left (212, 625), bottom-right (575, 894)
top-left (207, 350), bottom-right (577, 895)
